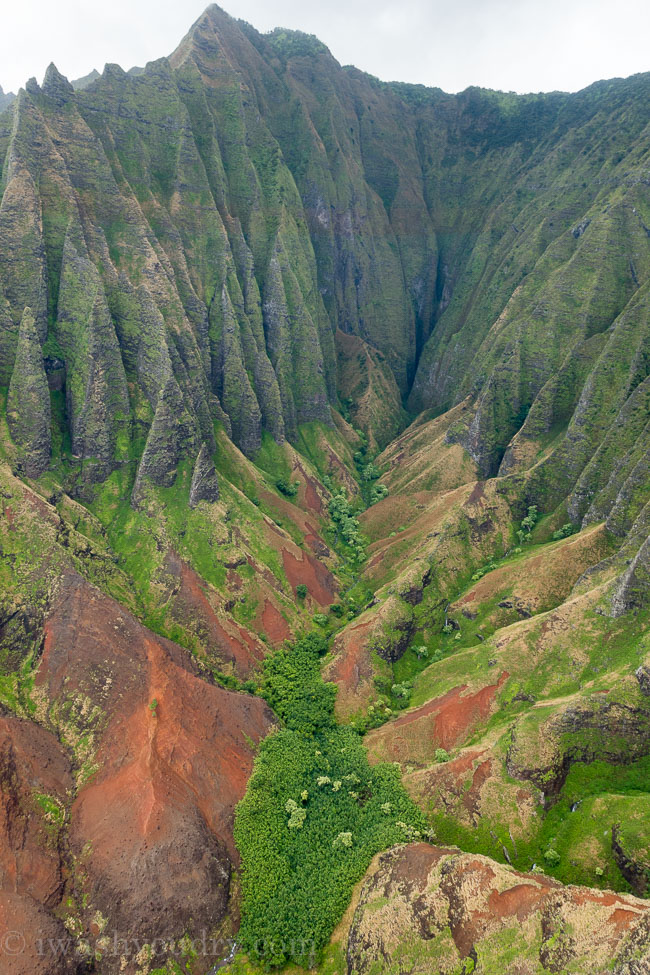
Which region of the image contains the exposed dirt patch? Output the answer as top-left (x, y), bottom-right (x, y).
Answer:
top-left (173, 556), bottom-right (265, 675)
top-left (0, 891), bottom-right (79, 974)
top-left (259, 599), bottom-right (291, 646)
top-left (0, 716), bottom-right (72, 911)
top-left (282, 547), bottom-right (336, 606)
top-left (366, 673), bottom-right (509, 765)
top-left (323, 618), bottom-right (377, 719)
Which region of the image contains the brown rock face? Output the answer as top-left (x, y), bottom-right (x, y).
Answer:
top-left (348, 844), bottom-right (650, 975)
top-left (14, 572), bottom-right (274, 973)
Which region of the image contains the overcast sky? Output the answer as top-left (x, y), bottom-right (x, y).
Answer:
top-left (1, 0), bottom-right (649, 96)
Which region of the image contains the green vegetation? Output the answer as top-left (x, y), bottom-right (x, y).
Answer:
top-left (1, 11), bottom-right (650, 972)
top-left (327, 492), bottom-right (366, 563)
top-left (276, 477), bottom-right (298, 498)
top-left (552, 522), bottom-right (577, 540)
top-left (516, 505), bottom-right (538, 545)
top-left (235, 632), bottom-right (426, 967)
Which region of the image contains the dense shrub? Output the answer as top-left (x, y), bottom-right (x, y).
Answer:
top-left (276, 477), bottom-right (298, 497)
top-left (553, 522), bottom-right (577, 540)
top-left (370, 483), bottom-right (389, 505)
top-left (328, 492), bottom-right (366, 562)
top-left (517, 504), bottom-right (538, 544)
top-left (235, 633), bottom-right (425, 967)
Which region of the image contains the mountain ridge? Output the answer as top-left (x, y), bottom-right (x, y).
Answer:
top-left (0, 7), bottom-right (649, 974)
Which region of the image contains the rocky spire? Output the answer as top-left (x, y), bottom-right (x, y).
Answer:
top-left (131, 376), bottom-right (195, 508)
top-left (189, 443), bottom-right (220, 507)
top-left (0, 85), bottom-right (16, 110)
top-left (6, 307), bottom-right (51, 477)
top-left (41, 64), bottom-right (74, 105)
top-left (611, 534), bottom-right (650, 617)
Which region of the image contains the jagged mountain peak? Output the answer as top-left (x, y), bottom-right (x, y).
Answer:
top-left (71, 67), bottom-right (100, 91)
top-left (42, 62), bottom-right (74, 103)
top-left (0, 84), bottom-right (16, 111)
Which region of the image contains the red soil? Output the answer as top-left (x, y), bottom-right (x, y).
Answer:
top-left (0, 717), bottom-right (77, 974)
top-left (366, 673), bottom-right (509, 764)
top-left (396, 672), bottom-right (508, 744)
top-left (162, 553), bottom-right (265, 676)
top-left (282, 547), bottom-right (336, 606)
top-left (0, 891), bottom-right (78, 974)
top-left (323, 617), bottom-right (377, 717)
top-left (298, 471), bottom-right (325, 516)
top-left (327, 619), bottom-right (374, 691)
top-left (35, 571), bottom-right (275, 962)
top-left (487, 882), bottom-right (548, 919)
top-left (0, 717), bottom-right (72, 909)
top-left (259, 599), bottom-right (291, 646)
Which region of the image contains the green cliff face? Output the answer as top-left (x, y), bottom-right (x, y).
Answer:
top-left (6, 306), bottom-right (51, 476)
top-left (0, 7), bottom-right (648, 535)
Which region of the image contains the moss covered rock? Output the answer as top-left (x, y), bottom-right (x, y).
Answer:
top-left (6, 307), bottom-right (51, 477)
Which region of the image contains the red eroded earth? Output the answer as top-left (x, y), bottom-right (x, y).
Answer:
top-left (1, 572), bottom-right (274, 974)
top-left (282, 547), bottom-right (336, 606)
top-left (365, 673), bottom-right (509, 764)
top-left (348, 843), bottom-right (650, 971)
top-left (322, 617), bottom-right (377, 718)
top-left (0, 715), bottom-right (79, 974)
top-left (162, 551), bottom-right (267, 676)
top-left (259, 599), bottom-right (291, 645)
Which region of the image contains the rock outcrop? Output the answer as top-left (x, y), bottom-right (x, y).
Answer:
top-left (189, 442), bottom-right (220, 507)
top-left (131, 376), bottom-right (195, 507)
top-left (347, 844), bottom-right (650, 974)
top-left (0, 8), bottom-right (648, 525)
top-left (611, 535), bottom-right (650, 617)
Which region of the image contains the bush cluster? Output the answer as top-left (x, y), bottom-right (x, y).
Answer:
top-left (235, 633), bottom-right (425, 967)
top-left (553, 522), bottom-right (577, 540)
top-left (328, 492), bottom-right (366, 562)
top-left (276, 477), bottom-right (298, 498)
top-left (517, 504), bottom-right (538, 544)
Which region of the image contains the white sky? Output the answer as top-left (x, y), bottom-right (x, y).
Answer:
top-left (1, 0), bottom-right (649, 96)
